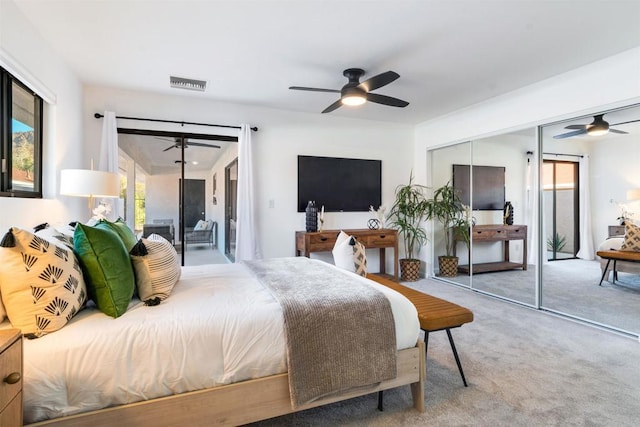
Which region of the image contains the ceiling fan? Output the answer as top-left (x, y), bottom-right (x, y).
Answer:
top-left (157, 137), bottom-right (221, 152)
top-left (289, 68), bottom-right (409, 113)
top-left (553, 114), bottom-right (640, 139)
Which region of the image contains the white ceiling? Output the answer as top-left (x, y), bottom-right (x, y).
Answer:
top-left (12, 0), bottom-right (640, 125)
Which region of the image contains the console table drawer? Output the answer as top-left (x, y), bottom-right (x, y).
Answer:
top-left (309, 232), bottom-right (338, 245)
top-left (365, 233), bottom-right (395, 247)
top-left (472, 229), bottom-right (507, 241)
top-left (507, 228), bottom-right (527, 239)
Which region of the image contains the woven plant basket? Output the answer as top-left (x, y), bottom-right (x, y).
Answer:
top-left (400, 259), bottom-right (421, 282)
top-left (438, 256), bottom-right (459, 277)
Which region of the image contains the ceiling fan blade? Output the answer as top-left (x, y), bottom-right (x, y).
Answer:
top-left (187, 142), bottom-right (221, 149)
top-left (365, 93), bottom-right (409, 108)
top-left (565, 124), bottom-right (588, 130)
top-left (609, 129), bottom-right (629, 135)
top-left (289, 86), bottom-right (341, 93)
top-left (163, 145), bottom-right (176, 152)
top-left (553, 129), bottom-right (587, 139)
top-left (358, 71), bottom-right (399, 92)
top-left (322, 99), bottom-right (343, 114)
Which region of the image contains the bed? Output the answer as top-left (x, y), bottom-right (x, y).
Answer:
top-left (597, 237), bottom-right (640, 279)
top-left (3, 257), bottom-right (423, 426)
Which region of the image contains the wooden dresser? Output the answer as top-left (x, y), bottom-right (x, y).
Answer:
top-left (0, 329), bottom-right (22, 427)
top-left (295, 228), bottom-right (399, 280)
top-left (455, 224), bottom-right (527, 274)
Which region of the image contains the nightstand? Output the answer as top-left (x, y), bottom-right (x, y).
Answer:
top-left (0, 329), bottom-right (22, 427)
top-left (608, 225), bottom-right (626, 238)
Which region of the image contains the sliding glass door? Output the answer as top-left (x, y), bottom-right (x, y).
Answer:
top-left (543, 159), bottom-right (579, 261)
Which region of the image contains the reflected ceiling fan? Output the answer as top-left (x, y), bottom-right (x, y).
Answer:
top-left (289, 68), bottom-right (409, 113)
top-left (156, 137), bottom-right (221, 151)
top-left (553, 114), bottom-right (640, 139)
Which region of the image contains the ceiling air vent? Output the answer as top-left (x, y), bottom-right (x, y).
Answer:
top-left (170, 76), bottom-right (207, 92)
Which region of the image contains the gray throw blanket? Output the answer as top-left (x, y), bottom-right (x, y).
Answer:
top-left (244, 257), bottom-right (397, 407)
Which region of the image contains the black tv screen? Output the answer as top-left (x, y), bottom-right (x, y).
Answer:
top-left (453, 164), bottom-right (505, 210)
top-left (297, 155), bottom-right (382, 212)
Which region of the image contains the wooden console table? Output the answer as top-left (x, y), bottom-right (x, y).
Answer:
top-left (296, 228), bottom-right (399, 280)
top-left (455, 224), bottom-right (527, 274)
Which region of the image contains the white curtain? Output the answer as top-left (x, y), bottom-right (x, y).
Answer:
top-left (524, 151), bottom-right (539, 265)
top-left (98, 111), bottom-right (119, 219)
top-left (576, 155), bottom-right (594, 260)
top-left (235, 124), bottom-right (261, 261)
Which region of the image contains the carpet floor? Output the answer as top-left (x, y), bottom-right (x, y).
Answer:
top-left (248, 278), bottom-right (640, 426)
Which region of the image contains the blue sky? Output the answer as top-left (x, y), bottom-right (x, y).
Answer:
top-left (12, 118), bottom-right (33, 133)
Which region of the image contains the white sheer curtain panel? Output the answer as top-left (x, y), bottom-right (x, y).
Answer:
top-left (524, 152), bottom-right (539, 265)
top-left (576, 155), bottom-right (594, 260)
top-left (98, 111), bottom-right (119, 219)
top-left (235, 124), bottom-right (261, 261)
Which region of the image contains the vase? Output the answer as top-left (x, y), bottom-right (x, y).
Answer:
top-left (399, 259), bottom-right (420, 281)
top-left (503, 201), bottom-right (514, 225)
top-left (438, 256), bottom-right (459, 277)
top-left (305, 201), bottom-right (318, 232)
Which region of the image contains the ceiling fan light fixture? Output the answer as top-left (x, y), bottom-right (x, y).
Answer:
top-left (587, 124), bottom-right (609, 136)
top-left (342, 95), bottom-right (366, 106)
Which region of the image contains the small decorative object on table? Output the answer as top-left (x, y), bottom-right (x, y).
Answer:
top-left (503, 201), bottom-right (514, 225)
top-left (305, 201), bottom-right (318, 232)
top-left (368, 205), bottom-right (387, 230)
top-left (318, 205), bottom-right (325, 231)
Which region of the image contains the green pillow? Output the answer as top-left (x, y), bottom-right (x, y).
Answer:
top-left (95, 218), bottom-right (137, 252)
top-left (74, 223), bottom-right (135, 318)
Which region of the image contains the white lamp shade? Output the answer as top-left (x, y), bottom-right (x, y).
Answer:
top-left (60, 169), bottom-right (120, 198)
top-left (627, 188), bottom-right (640, 202)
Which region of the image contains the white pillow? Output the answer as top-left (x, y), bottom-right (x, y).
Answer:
top-left (193, 220), bottom-right (206, 231)
top-left (332, 231), bottom-right (367, 277)
top-left (131, 233), bottom-right (181, 304)
top-left (0, 227), bottom-right (87, 337)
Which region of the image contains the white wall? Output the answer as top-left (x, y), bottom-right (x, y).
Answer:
top-left (83, 86), bottom-right (414, 268)
top-left (415, 47), bottom-right (640, 268)
top-left (0, 0), bottom-right (85, 231)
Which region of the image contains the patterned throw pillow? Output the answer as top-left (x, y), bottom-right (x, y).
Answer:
top-left (620, 222), bottom-right (640, 252)
top-left (0, 227), bottom-right (87, 337)
top-left (130, 234), bottom-right (181, 304)
top-left (332, 231), bottom-right (367, 277)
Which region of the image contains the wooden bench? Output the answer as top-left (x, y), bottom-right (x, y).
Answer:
top-left (596, 250), bottom-right (640, 286)
top-left (367, 275), bottom-right (474, 410)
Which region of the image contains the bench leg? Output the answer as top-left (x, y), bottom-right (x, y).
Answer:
top-left (612, 260), bottom-right (618, 284)
top-left (599, 259), bottom-right (612, 286)
top-left (377, 390), bottom-right (384, 411)
top-left (446, 328), bottom-right (468, 387)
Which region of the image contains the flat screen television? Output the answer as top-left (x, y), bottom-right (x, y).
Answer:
top-left (452, 164), bottom-right (505, 210)
top-left (297, 155), bottom-right (382, 212)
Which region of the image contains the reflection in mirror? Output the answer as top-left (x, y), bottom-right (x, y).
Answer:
top-left (429, 141), bottom-right (471, 287)
top-left (467, 129), bottom-right (538, 306)
top-left (541, 103), bottom-right (640, 336)
top-left (118, 133), bottom-right (230, 266)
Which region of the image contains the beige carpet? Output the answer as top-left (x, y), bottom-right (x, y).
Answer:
top-left (248, 278), bottom-right (640, 426)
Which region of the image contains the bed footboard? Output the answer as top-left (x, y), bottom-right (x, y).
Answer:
top-left (27, 342), bottom-right (424, 427)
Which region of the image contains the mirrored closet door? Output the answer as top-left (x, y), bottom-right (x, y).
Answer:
top-left (540, 103), bottom-right (640, 335)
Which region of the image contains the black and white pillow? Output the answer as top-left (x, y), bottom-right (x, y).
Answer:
top-left (332, 231), bottom-right (367, 277)
top-left (130, 234), bottom-right (181, 305)
top-left (0, 227), bottom-right (87, 337)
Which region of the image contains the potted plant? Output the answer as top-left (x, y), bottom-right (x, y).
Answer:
top-left (425, 181), bottom-right (470, 277)
top-left (388, 173), bottom-right (430, 281)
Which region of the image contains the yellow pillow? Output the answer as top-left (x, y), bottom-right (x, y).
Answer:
top-left (620, 222), bottom-right (640, 252)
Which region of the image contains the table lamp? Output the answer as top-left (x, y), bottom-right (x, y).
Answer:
top-left (60, 169), bottom-right (119, 217)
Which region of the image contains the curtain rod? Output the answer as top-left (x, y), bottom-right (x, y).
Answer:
top-left (94, 113), bottom-right (258, 132)
top-left (526, 151), bottom-right (583, 158)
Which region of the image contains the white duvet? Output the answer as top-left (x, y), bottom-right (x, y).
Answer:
top-left (5, 261), bottom-right (419, 423)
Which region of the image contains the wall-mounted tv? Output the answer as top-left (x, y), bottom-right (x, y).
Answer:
top-left (452, 164), bottom-right (505, 210)
top-left (297, 155), bottom-right (382, 212)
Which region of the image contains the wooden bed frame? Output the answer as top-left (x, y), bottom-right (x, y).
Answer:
top-left (28, 341), bottom-right (425, 426)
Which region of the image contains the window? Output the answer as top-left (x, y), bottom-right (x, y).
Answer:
top-left (1, 66), bottom-right (43, 198)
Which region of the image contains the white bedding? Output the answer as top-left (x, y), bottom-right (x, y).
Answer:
top-left (3, 260), bottom-right (419, 423)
